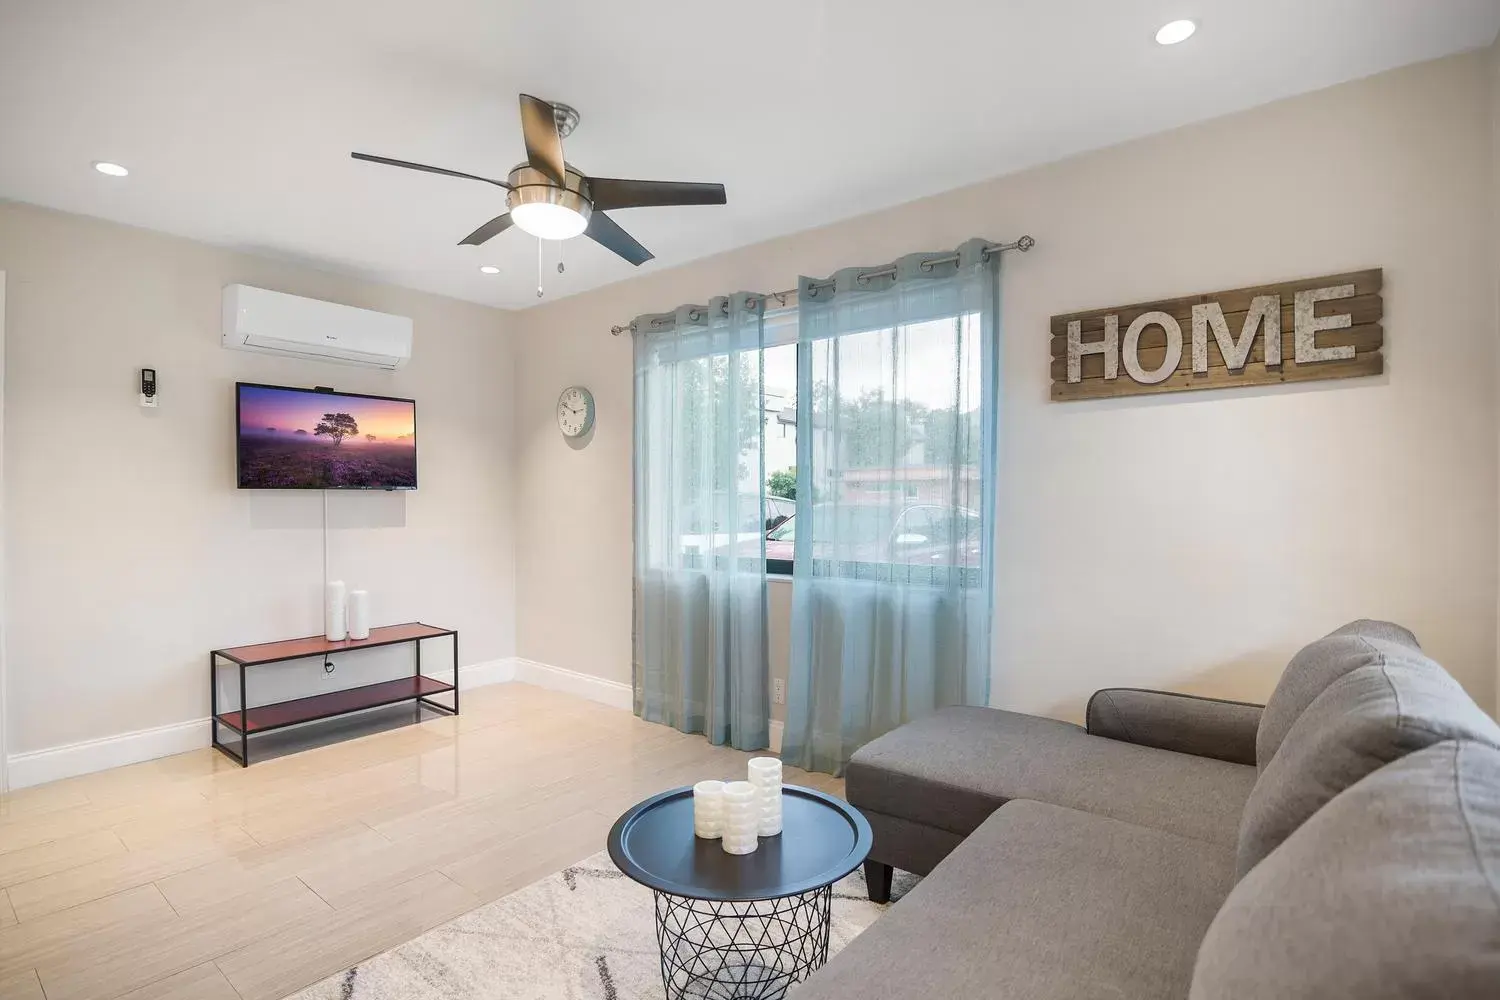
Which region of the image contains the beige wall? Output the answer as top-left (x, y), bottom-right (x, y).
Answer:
top-left (0, 269), bottom-right (7, 786)
top-left (514, 51), bottom-right (1500, 720)
top-left (1493, 37), bottom-right (1500, 717)
top-left (0, 203), bottom-right (516, 756)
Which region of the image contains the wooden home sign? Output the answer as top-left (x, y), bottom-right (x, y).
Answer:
top-left (1050, 269), bottom-right (1383, 401)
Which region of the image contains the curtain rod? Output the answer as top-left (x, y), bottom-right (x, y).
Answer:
top-left (608, 235), bottom-right (1035, 335)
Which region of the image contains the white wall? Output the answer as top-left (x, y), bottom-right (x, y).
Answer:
top-left (0, 203), bottom-right (516, 771)
top-left (513, 51), bottom-right (1499, 721)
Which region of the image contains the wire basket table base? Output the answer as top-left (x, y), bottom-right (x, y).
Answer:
top-left (652, 885), bottom-right (834, 1000)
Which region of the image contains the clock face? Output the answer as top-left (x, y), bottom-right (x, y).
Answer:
top-left (557, 386), bottom-right (595, 438)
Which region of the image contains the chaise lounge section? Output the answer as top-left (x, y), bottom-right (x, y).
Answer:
top-left (848, 696), bottom-right (1260, 897)
top-left (795, 620), bottom-right (1500, 998)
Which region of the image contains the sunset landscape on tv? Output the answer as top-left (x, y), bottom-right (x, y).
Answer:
top-left (236, 383), bottom-right (417, 489)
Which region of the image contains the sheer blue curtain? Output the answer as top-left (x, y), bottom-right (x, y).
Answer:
top-left (781, 239), bottom-right (999, 775)
top-left (632, 293), bottom-right (771, 750)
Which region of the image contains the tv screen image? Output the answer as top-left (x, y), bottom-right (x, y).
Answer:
top-left (236, 383), bottom-right (417, 490)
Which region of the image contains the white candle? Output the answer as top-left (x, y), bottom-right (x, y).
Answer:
top-left (721, 780), bottom-right (759, 855)
top-left (748, 757), bottom-right (783, 837)
top-left (693, 780), bottom-right (726, 839)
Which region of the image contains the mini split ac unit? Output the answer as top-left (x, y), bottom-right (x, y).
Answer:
top-left (222, 284), bottom-right (413, 370)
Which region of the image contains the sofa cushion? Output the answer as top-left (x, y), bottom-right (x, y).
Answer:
top-left (795, 800), bottom-right (1236, 1000)
top-left (1193, 741), bottom-right (1500, 998)
top-left (1256, 619), bottom-right (1419, 767)
top-left (847, 705), bottom-right (1255, 848)
top-left (1237, 651), bottom-right (1500, 876)
top-left (1086, 688), bottom-right (1263, 765)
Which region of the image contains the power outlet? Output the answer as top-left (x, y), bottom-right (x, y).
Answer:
top-left (773, 678), bottom-right (786, 705)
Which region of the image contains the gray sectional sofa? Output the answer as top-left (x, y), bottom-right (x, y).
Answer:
top-left (793, 620), bottom-right (1500, 998)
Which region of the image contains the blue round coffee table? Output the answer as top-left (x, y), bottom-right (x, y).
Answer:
top-left (608, 784), bottom-right (872, 1000)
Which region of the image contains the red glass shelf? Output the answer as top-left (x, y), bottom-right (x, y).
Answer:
top-left (213, 623), bottom-right (454, 666)
top-left (216, 674), bottom-right (455, 734)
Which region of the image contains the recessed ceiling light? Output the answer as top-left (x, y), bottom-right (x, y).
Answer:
top-left (478, 265), bottom-right (501, 275)
top-left (92, 161), bottom-right (129, 177)
top-left (1155, 19), bottom-right (1196, 45)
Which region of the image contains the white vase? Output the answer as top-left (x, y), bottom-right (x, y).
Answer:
top-left (325, 580), bottom-right (347, 641)
top-left (347, 589), bottom-right (370, 641)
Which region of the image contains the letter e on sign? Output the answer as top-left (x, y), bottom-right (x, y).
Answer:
top-left (1294, 285), bottom-right (1357, 364)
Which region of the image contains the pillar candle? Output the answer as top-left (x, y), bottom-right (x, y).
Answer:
top-left (721, 780), bottom-right (759, 855)
top-left (748, 757), bottom-right (783, 837)
top-left (693, 780), bottom-right (726, 839)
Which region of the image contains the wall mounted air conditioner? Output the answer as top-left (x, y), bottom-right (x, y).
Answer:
top-left (222, 284), bottom-right (413, 370)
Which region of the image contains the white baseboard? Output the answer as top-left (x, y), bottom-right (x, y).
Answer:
top-left (509, 660), bottom-right (781, 752)
top-left (5, 657), bottom-right (519, 791)
top-left (512, 658), bottom-right (633, 711)
top-left (7, 717), bottom-right (212, 791)
top-left (459, 657), bottom-right (517, 689)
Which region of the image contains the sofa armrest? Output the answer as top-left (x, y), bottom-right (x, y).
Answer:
top-left (1085, 688), bottom-right (1263, 766)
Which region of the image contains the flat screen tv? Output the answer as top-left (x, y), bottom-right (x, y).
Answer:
top-left (236, 383), bottom-right (417, 490)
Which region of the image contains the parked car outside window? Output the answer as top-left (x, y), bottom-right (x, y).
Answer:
top-left (762, 504), bottom-right (979, 566)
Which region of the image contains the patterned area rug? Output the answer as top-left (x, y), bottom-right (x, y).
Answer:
top-left (290, 851), bottom-right (916, 1000)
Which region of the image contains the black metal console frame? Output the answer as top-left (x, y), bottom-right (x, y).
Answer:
top-left (209, 623), bottom-right (458, 767)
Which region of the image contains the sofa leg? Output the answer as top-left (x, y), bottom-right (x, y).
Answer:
top-left (864, 860), bottom-right (894, 903)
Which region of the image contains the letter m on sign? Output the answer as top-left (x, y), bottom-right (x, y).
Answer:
top-left (1191, 296), bottom-right (1281, 373)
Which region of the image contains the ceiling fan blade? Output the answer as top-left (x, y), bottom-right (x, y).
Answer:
top-left (458, 214), bottom-right (514, 247)
top-left (518, 94), bottom-right (567, 186)
top-left (586, 211), bottom-right (654, 266)
top-left (350, 152), bottom-right (511, 189)
top-left (586, 178), bottom-right (726, 211)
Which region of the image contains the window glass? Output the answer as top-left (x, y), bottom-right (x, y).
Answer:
top-left (762, 340), bottom-right (798, 537)
top-left (664, 312), bottom-right (982, 578)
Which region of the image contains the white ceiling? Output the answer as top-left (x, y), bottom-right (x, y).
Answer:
top-left (2, 0), bottom-right (1497, 309)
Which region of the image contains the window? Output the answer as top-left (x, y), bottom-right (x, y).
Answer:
top-left (754, 311), bottom-right (984, 581)
top-left (645, 298), bottom-right (985, 579)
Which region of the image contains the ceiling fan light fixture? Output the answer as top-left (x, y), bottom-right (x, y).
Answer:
top-left (509, 201), bottom-right (589, 240)
top-left (351, 92), bottom-right (724, 266)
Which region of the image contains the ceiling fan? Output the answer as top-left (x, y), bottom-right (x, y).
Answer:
top-left (351, 94), bottom-right (727, 267)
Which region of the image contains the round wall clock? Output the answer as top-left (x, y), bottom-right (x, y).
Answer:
top-left (557, 385), bottom-right (595, 439)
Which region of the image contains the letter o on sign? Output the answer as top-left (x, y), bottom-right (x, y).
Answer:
top-left (1122, 311), bottom-right (1182, 384)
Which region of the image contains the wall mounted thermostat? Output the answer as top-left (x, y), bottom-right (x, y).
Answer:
top-left (139, 368), bottom-right (158, 408)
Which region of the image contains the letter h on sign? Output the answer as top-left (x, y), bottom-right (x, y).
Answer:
top-left (1067, 316), bottom-right (1117, 382)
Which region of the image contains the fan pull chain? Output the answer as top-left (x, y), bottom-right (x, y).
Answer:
top-left (537, 238), bottom-right (544, 298)
top-left (557, 241), bottom-right (566, 274)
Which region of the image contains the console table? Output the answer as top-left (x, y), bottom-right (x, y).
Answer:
top-left (210, 622), bottom-right (458, 766)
